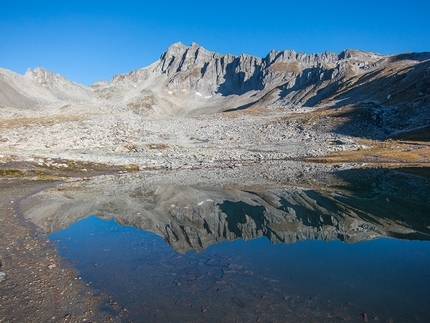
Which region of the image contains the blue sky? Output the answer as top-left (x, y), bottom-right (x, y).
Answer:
top-left (1, 0), bottom-right (429, 85)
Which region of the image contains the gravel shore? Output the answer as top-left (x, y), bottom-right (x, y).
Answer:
top-left (0, 178), bottom-right (121, 323)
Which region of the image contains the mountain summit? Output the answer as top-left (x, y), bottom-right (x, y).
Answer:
top-left (101, 42), bottom-right (391, 115)
top-left (0, 42), bottom-right (429, 138)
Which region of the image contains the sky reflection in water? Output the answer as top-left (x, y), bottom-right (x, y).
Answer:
top-left (50, 215), bottom-right (430, 323)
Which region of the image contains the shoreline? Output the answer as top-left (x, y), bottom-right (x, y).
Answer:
top-left (0, 177), bottom-right (122, 323)
top-left (1, 160), bottom-right (429, 322)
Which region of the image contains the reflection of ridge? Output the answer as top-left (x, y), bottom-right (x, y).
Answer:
top-left (221, 202), bottom-right (266, 239)
top-left (19, 165), bottom-right (430, 253)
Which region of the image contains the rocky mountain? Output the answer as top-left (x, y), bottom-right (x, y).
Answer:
top-left (95, 42), bottom-right (389, 115)
top-left (0, 67), bottom-right (93, 110)
top-left (1, 42), bottom-right (429, 139)
top-left (100, 42), bottom-right (430, 138)
top-left (1, 41), bottom-right (429, 171)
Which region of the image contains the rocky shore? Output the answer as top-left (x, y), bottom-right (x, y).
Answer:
top-left (0, 178), bottom-right (122, 322)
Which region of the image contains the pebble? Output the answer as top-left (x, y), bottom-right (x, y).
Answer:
top-left (0, 271), bottom-right (6, 283)
top-left (362, 312), bottom-right (369, 322)
top-left (231, 296), bottom-right (247, 308)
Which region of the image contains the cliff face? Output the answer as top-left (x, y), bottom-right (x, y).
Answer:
top-left (103, 42), bottom-right (391, 114)
top-left (1, 42), bottom-right (429, 137)
top-left (95, 42), bottom-right (430, 134)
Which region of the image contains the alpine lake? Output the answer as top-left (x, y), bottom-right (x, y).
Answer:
top-left (21, 162), bottom-right (430, 323)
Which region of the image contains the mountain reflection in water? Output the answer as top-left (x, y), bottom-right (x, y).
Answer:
top-left (19, 163), bottom-right (430, 322)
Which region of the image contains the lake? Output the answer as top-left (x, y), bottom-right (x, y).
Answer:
top-left (21, 162), bottom-right (430, 322)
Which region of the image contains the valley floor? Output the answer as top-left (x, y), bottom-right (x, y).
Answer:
top-left (1, 107), bottom-right (429, 170)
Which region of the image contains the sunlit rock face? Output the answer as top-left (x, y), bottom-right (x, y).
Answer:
top-left (103, 42), bottom-right (390, 115)
top-left (2, 43), bottom-right (428, 121)
top-left (19, 164), bottom-right (430, 253)
top-left (0, 43), bottom-right (428, 169)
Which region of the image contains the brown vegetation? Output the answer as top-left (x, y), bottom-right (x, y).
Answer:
top-left (269, 62), bottom-right (301, 74)
top-left (0, 115), bottom-right (86, 128)
top-left (307, 140), bottom-right (430, 165)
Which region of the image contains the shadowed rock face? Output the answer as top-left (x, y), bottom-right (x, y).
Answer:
top-left (1, 43), bottom-right (428, 145)
top-left (1, 43), bottom-right (429, 118)
top-left (105, 43), bottom-right (390, 114)
top-left (19, 165), bottom-right (430, 253)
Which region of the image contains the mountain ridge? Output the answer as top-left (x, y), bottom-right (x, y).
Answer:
top-left (1, 42), bottom-right (429, 115)
top-left (101, 42), bottom-right (392, 115)
top-left (0, 42), bottom-right (429, 144)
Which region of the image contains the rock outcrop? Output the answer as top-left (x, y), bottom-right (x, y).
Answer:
top-left (3, 42), bottom-right (428, 117)
top-left (0, 42), bottom-right (429, 148)
top-left (100, 42), bottom-right (392, 115)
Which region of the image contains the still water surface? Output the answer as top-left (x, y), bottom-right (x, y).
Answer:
top-left (49, 217), bottom-right (430, 322)
top-left (42, 165), bottom-right (430, 322)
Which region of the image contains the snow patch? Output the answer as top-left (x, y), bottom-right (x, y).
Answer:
top-left (205, 95), bottom-right (212, 99)
top-left (195, 92), bottom-right (202, 96)
top-left (197, 201), bottom-right (204, 206)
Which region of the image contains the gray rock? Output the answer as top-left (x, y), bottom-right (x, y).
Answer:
top-left (0, 271), bottom-right (6, 283)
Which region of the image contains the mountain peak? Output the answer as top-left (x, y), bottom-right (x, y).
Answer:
top-left (164, 42), bottom-right (188, 57)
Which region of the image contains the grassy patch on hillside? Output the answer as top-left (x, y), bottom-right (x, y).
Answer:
top-left (269, 62), bottom-right (301, 74)
top-left (307, 140), bottom-right (430, 165)
top-left (0, 115), bottom-right (86, 128)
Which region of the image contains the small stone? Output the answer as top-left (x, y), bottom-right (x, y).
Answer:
top-left (47, 264), bottom-right (56, 269)
top-left (201, 308), bottom-right (207, 313)
top-left (362, 313), bottom-right (369, 322)
top-left (0, 271), bottom-right (6, 283)
top-left (283, 296), bottom-right (290, 301)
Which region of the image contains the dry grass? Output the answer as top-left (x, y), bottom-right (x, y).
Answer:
top-left (344, 63), bottom-right (357, 79)
top-left (146, 143), bottom-right (169, 150)
top-left (307, 140), bottom-right (430, 165)
top-left (0, 115), bottom-right (86, 128)
top-left (222, 106), bottom-right (269, 118)
top-left (269, 62), bottom-right (301, 74)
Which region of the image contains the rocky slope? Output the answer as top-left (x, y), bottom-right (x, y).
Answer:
top-left (93, 42), bottom-right (388, 115)
top-left (0, 67), bottom-right (93, 110)
top-left (2, 42), bottom-right (429, 118)
top-left (0, 43), bottom-right (429, 167)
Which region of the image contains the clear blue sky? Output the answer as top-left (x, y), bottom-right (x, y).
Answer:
top-left (1, 0), bottom-right (429, 85)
